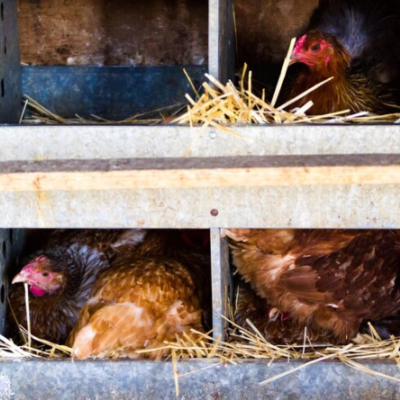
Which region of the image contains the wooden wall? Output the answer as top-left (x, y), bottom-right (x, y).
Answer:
top-left (18, 0), bottom-right (318, 67)
top-left (235, 0), bottom-right (318, 67)
top-left (18, 0), bottom-right (209, 65)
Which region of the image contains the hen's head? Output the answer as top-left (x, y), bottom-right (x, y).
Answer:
top-left (290, 31), bottom-right (351, 72)
top-left (12, 256), bottom-right (65, 297)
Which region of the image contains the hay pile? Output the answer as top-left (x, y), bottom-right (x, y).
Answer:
top-left (4, 284), bottom-right (400, 392)
top-left (21, 39), bottom-right (400, 126)
top-left (172, 38), bottom-right (400, 128)
top-left (20, 95), bottom-right (182, 125)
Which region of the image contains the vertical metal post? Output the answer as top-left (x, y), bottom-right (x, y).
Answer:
top-left (210, 228), bottom-right (231, 340)
top-left (208, 0), bottom-right (235, 83)
top-left (0, 0), bottom-right (21, 123)
top-left (0, 229), bottom-right (25, 334)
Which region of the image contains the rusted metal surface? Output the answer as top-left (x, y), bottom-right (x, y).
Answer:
top-left (22, 65), bottom-right (206, 119)
top-left (18, 0), bottom-right (208, 66)
top-left (0, 0), bottom-right (21, 123)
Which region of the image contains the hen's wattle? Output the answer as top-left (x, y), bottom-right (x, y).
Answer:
top-left (8, 229), bottom-right (147, 344)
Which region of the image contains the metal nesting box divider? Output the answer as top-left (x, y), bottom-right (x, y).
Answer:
top-left (1, 0), bottom-right (400, 398)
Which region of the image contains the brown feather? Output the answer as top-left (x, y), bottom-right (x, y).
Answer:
top-left (69, 231), bottom-right (210, 359)
top-left (228, 229), bottom-right (400, 341)
top-left (234, 280), bottom-right (340, 345)
top-left (288, 31), bottom-right (398, 115)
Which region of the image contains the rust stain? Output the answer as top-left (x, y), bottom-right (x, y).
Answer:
top-left (33, 175), bottom-right (53, 225)
top-left (33, 176), bottom-right (41, 191)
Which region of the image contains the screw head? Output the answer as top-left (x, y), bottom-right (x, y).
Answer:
top-left (210, 209), bottom-right (219, 217)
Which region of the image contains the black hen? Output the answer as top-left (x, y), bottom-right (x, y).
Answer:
top-left (8, 229), bottom-right (147, 344)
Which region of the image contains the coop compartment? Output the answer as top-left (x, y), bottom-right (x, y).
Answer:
top-left (16, 0), bottom-right (209, 121)
top-left (225, 229), bottom-right (400, 345)
top-left (1, 0), bottom-right (400, 398)
top-left (2, 228), bottom-right (214, 338)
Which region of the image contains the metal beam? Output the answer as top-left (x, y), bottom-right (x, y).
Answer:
top-left (209, 0), bottom-right (235, 83)
top-left (211, 229), bottom-right (231, 339)
top-left (1, 125), bottom-right (400, 161)
top-left (0, 0), bottom-right (21, 123)
top-left (0, 359), bottom-right (399, 399)
top-left (0, 184), bottom-right (399, 229)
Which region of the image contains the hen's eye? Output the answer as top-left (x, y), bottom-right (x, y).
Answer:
top-left (42, 272), bottom-right (49, 277)
top-left (311, 43), bottom-right (321, 52)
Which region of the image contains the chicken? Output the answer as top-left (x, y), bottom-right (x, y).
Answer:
top-left (308, 0), bottom-right (400, 86)
top-left (234, 280), bottom-right (338, 345)
top-left (288, 31), bottom-right (398, 115)
top-left (8, 229), bottom-right (147, 344)
top-left (224, 229), bottom-right (400, 341)
top-left (68, 230), bottom-right (211, 359)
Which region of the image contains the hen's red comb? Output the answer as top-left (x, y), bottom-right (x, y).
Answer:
top-left (293, 35), bottom-right (307, 55)
top-left (23, 256), bottom-right (47, 271)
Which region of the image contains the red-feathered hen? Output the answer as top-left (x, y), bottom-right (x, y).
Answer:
top-left (288, 31), bottom-right (398, 115)
top-left (9, 229), bottom-right (147, 344)
top-left (68, 230), bottom-right (211, 359)
top-left (287, 0), bottom-right (400, 115)
top-left (308, 0), bottom-right (400, 86)
top-left (225, 229), bottom-right (400, 341)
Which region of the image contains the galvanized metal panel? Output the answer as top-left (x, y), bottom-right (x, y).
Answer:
top-left (0, 229), bottom-right (24, 334)
top-left (0, 0), bottom-right (21, 123)
top-left (2, 125), bottom-right (400, 161)
top-left (0, 229), bottom-right (8, 335)
top-left (0, 359), bottom-right (399, 400)
top-left (22, 66), bottom-right (207, 120)
top-left (210, 229), bottom-right (231, 339)
top-left (0, 185), bottom-right (399, 229)
top-left (209, 0), bottom-right (235, 82)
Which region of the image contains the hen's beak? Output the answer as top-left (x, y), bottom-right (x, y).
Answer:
top-left (12, 271), bottom-right (29, 284)
top-left (288, 54), bottom-right (299, 65)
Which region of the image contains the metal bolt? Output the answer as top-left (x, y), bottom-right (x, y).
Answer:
top-left (210, 209), bottom-right (219, 217)
top-left (209, 131), bottom-right (217, 140)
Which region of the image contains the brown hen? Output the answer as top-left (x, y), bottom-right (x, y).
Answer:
top-left (225, 229), bottom-right (400, 341)
top-left (68, 230), bottom-right (211, 359)
top-left (234, 280), bottom-right (339, 345)
top-left (288, 31), bottom-right (398, 115)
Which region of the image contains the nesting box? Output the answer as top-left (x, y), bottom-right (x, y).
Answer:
top-left (1, 0), bottom-right (400, 398)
